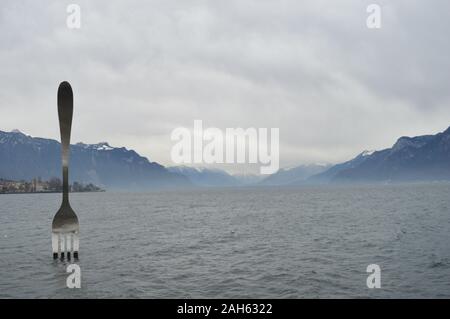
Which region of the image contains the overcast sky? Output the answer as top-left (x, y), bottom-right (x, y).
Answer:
top-left (1, 0), bottom-right (450, 174)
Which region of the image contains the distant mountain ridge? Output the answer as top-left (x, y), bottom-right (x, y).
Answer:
top-left (308, 150), bottom-right (376, 183)
top-left (2, 126), bottom-right (449, 189)
top-left (167, 166), bottom-right (240, 187)
top-left (0, 130), bottom-right (190, 189)
top-left (259, 164), bottom-right (331, 186)
top-left (167, 166), bottom-right (264, 187)
top-left (309, 126), bottom-right (450, 183)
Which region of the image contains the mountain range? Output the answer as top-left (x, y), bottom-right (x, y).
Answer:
top-left (167, 166), bottom-right (264, 187)
top-left (167, 166), bottom-right (241, 187)
top-left (0, 130), bottom-right (189, 190)
top-left (1, 126), bottom-right (450, 189)
top-left (309, 126), bottom-right (450, 183)
top-left (258, 164), bottom-right (331, 186)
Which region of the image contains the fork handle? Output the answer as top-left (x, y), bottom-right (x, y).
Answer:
top-left (57, 82), bottom-right (73, 204)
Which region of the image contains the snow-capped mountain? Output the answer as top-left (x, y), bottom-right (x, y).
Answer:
top-left (259, 164), bottom-right (331, 186)
top-left (0, 130), bottom-right (190, 189)
top-left (76, 142), bottom-right (115, 151)
top-left (308, 150), bottom-right (376, 183)
top-left (309, 126), bottom-right (450, 183)
top-left (167, 166), bottom-right (241, 187)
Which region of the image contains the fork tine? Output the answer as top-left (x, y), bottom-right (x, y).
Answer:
top-left (52, 233), bottom-right (59, 259)
top-left (66, 233), bottom-right (72, 260)
top-left (73, 233), bottom-right (79, 259)
top-left (60, 234), bottom-right (65, 260)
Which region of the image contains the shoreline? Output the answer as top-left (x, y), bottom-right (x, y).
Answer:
top-left (0, 190), bottom-right (105, 195)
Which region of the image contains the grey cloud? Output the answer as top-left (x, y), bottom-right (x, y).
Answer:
top-left (1, 0), bottom-right (449, 173)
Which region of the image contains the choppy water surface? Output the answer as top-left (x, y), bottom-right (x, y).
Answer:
top-left (1, 183), bottom-right (450, 298)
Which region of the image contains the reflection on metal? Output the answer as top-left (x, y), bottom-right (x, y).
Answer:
top-left (51, 81), bottom-right (80, 260)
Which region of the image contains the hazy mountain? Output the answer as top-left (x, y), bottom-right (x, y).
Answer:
top-left (308, 151), bottom-right (375, 183)
top-left (167, 166), bottom-right (240, 187)
top-left (232, 173), bottom-right (265, 185)
top-left (259, 164), bottom-right (331, 186)
top-left (4, 125), bottom-right (449, 189)
top-left (0, 130), bottom-right (190, 189)
top-left (310, 126), bottom-right (450, 183)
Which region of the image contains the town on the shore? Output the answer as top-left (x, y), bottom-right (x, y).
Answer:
top-left (0, 177), bottom-right (104, 194)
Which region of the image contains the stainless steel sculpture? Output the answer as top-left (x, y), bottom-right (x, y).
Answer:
top-left (52, 81), bottom-right (80, 260)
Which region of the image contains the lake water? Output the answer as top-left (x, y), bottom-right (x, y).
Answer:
top-left (1, 183), bottom-right (450, 298)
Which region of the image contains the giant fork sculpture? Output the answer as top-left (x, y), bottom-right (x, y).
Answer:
top-left (52, 81), bottom-right (80, 260)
